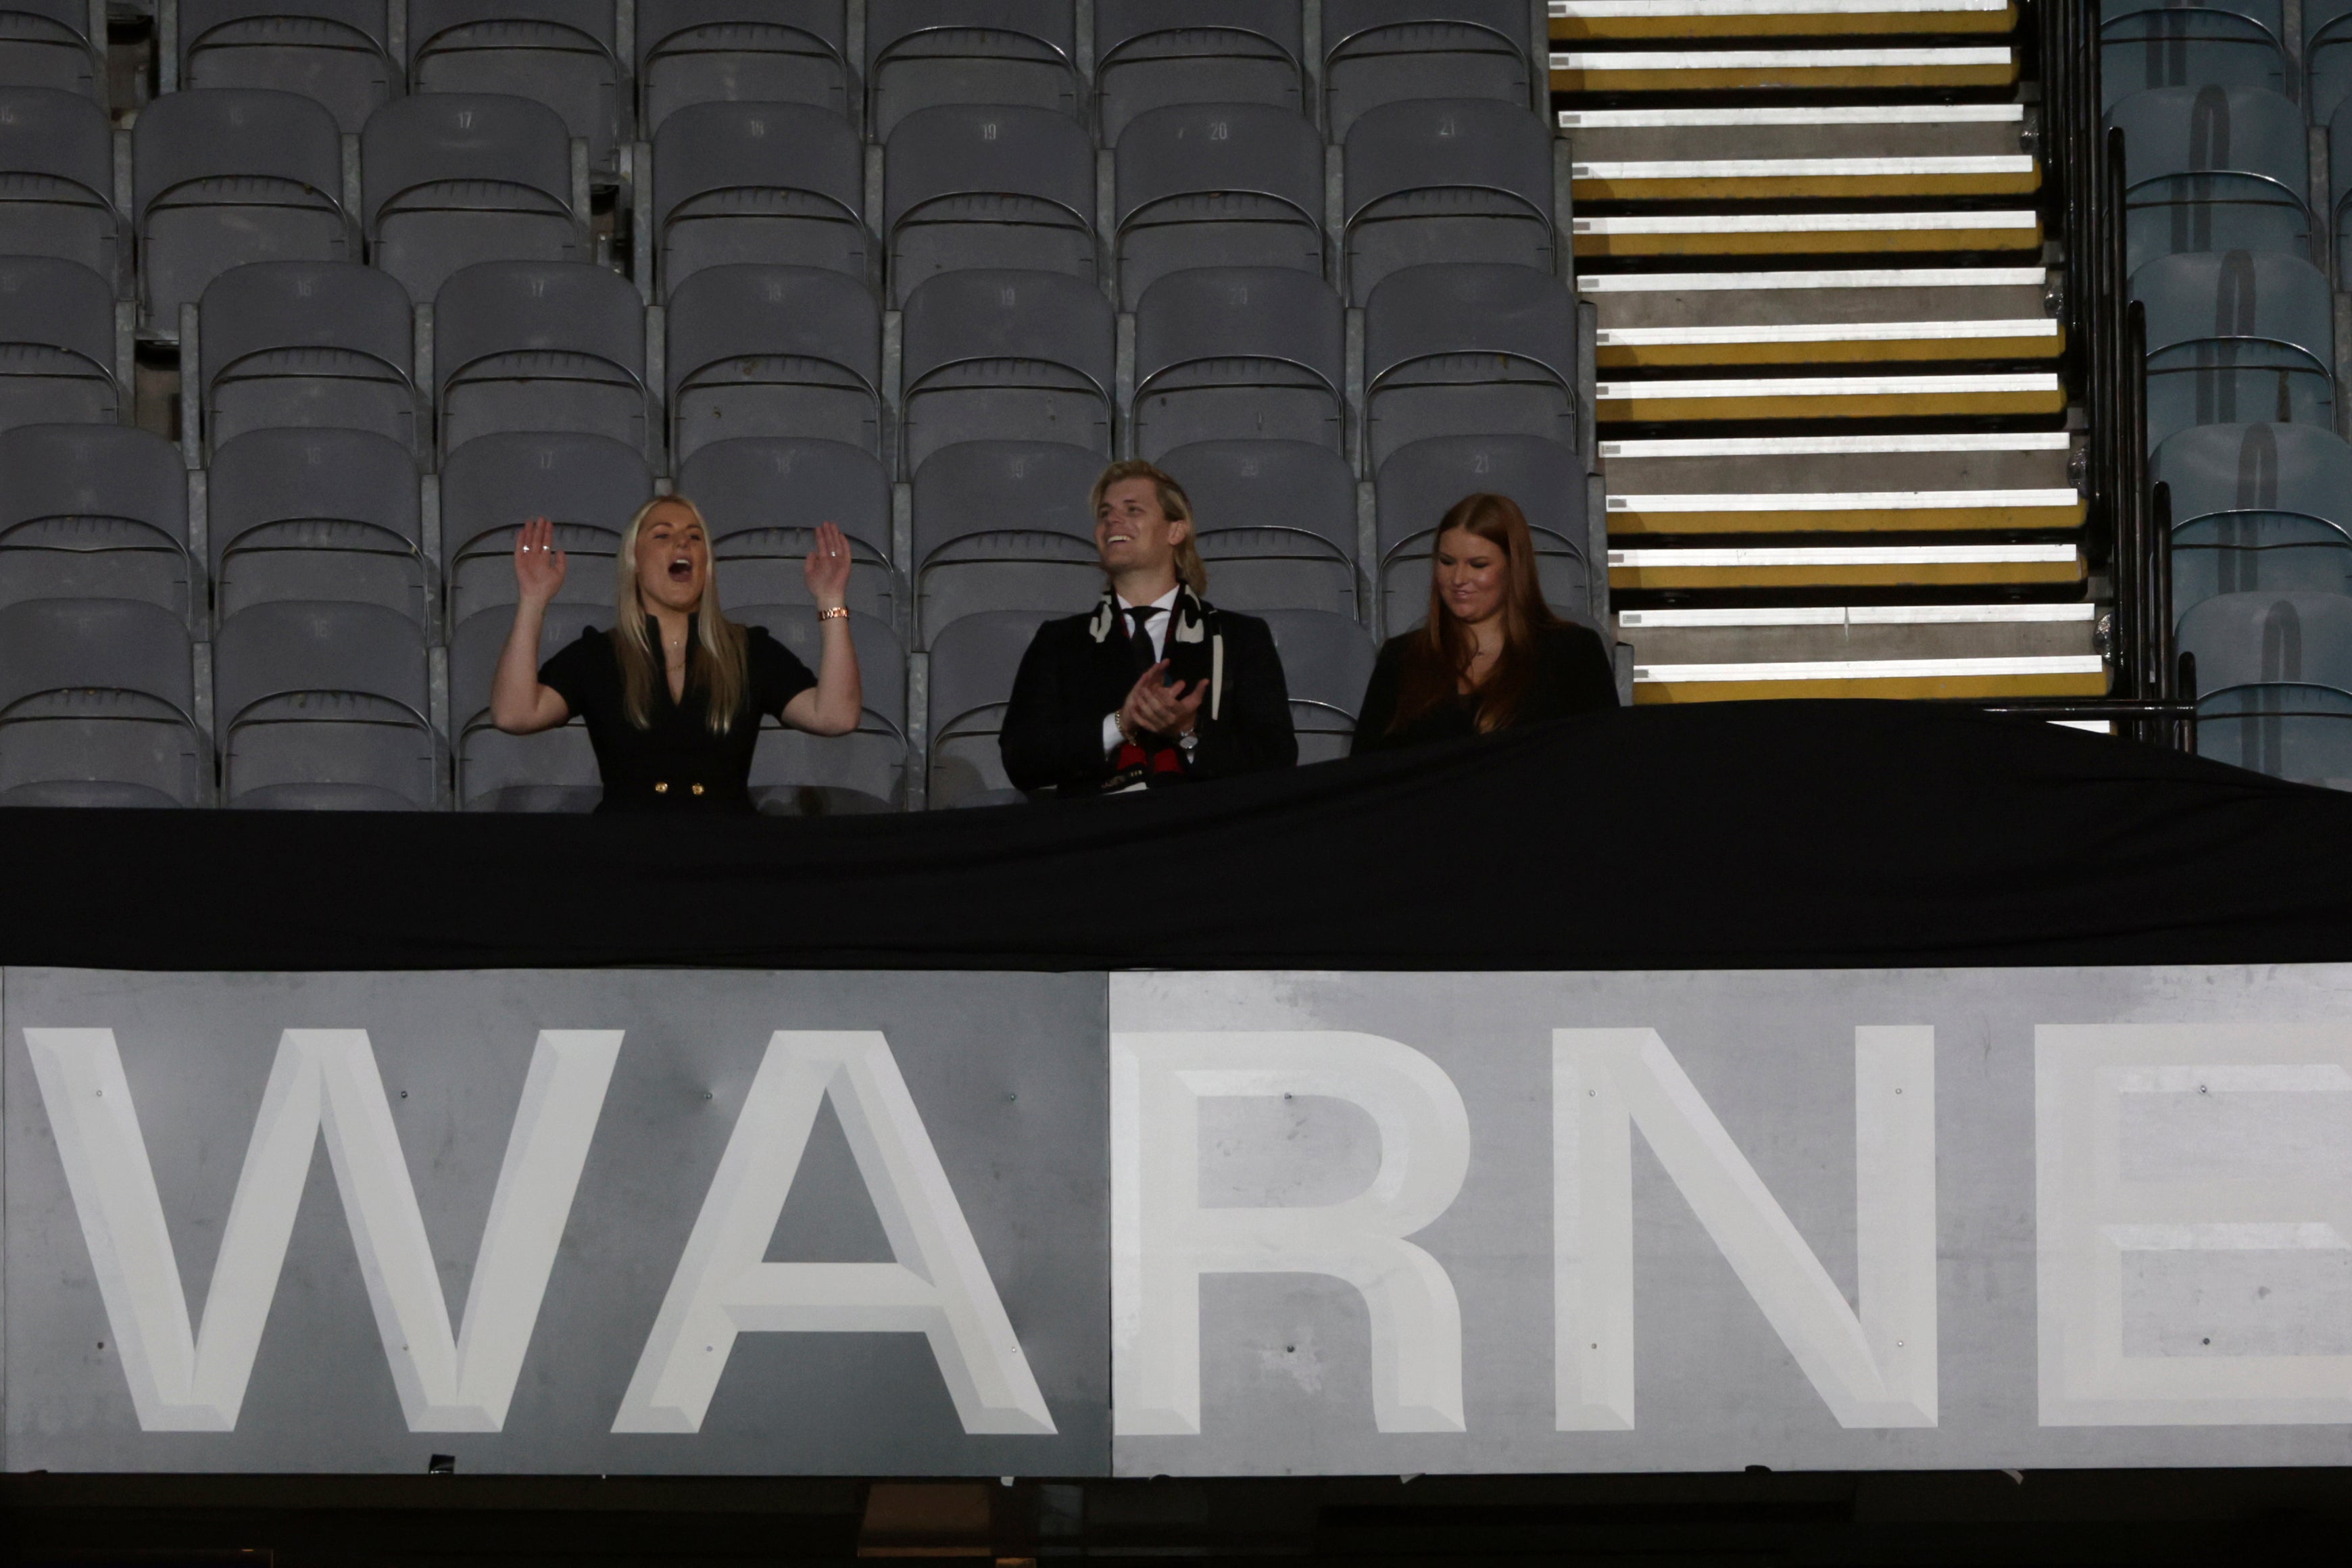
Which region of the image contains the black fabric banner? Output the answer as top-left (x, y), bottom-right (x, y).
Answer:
top-left (6, 702), bottom-right (2350, 972)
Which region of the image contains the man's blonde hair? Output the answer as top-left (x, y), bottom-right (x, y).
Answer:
top-left (1091, 459), bottom-right (1207, 595)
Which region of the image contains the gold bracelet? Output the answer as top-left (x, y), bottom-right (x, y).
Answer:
top-left (817, 606), bottom-right (850, 621)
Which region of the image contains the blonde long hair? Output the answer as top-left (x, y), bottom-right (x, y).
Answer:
top-left (1091, 458), bottom-right (1208, 595)
top-left (611, 495), bottom-right (750, 733)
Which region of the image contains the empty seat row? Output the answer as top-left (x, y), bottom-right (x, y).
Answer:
top-left (2101, 0), bottom-right (2352, 127)
top-left (2134, 248), bottom-right (2334, 451)
top-left (2107, 81), bottom-right (2352, 288)
top-left (2157, 421), bottom-right (2352, 618)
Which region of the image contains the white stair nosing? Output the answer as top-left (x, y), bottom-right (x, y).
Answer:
top-left (1636, 655), bottom-right (2106, 683)
top-left (1611, 544), bottom-right (2081, 566)
top-left (1575, 211), bottom-right (2040, 235)
top-left (1621, 603), bottom-right (2100, 628)
top-left (2053, 720), bottom-right (2114, 731)
top-left (1562, 103), bottom-right (2024, 127)
top-left (1579, 266), bottom-right (2047, 292)
top-left (1602, 432), bottom-right (2073, 457)
top-left (1573, 156), bottom-right (2036, 180)
top-left (1598, 320), bottom-right (2059, 347)
top-left (1552, 47), bottom-right (2015, 68)
top-left (1554, 0), bottom-right (2012, 14)
top-left (1597, 372), bottom-right (2065, 398)
top-left (1609, 487), bottom-right (2080, 512)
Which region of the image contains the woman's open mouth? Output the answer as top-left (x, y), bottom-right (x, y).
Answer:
top-left (668, 557), bottom-right (693, 582)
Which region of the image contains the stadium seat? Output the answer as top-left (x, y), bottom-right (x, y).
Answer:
top-left (637, 0), bottom-right (856, 136)
top-left (133, 89), bottom-right (353, 334)
top-left (447, 597), bottom-right (604, 809)
top-left (0, 597), bottom-right (204, 807)
top-left (2101, 0), bottom-right (2286, 110)
top-left (406, 1), bottom-right (627, 177)
top-left (899, 267), bottom-right (1113, 472)
top-left (735, 602), bottom-right (908, 812)
top-left (865, 0), bottom-right (1080, 143)
top-left (195, 260), bottom-right (421, 459)
top-left (1363, 262), bottom-right (1582, 470)
top-left (2313, 0), bottom-right (2352, 125)
top-left (677, 435), bottom-right (894, 623)
top-left (1343, 97), bottom-right (1557, 305)
top-left (207, 427), bottom-right (425, 627)
top-left (0, 0), bottom-right (103, 103)
top-left (1112, 101), bottom-right (1323, 310)
top-left (177, 1), bottom-right (400, 133)
top-left (2316, 99), bottom-right (2352, 287)
top-left (651, 99), bottom-right (868, 299)
top-left (0, 86), bottom-right (124, 288)
top-left (434, 260), bottom-right (652, 462)
top-left (2133, 249), bottom-right (2335, 450)
top-left (923, 606), bottom-right (1039, 806)
top-left (1131, 266), bottom-right (1345, 460)
top-left (2182, 589), bottom-right (2352, 787)
top-left (1159, 439), bottom-right (1358, 618)
top-left (1375, 433), bottom-right (1600, 635)
top-left (362, 91), bottom-right (583, 303)
top-left (1094, 0), bottom-right (1308, 147)
top-left (2155, 422), bottom-right (2352, 617)
top-left (911, 438), bottom-right (1100, 646)
top-left (0, 255), bottom-right (120, 432)
top-left (0, 424), bottom-right (190, 618)
top-left (665, 263), bottom-right (881, 467)
top-left (2108, 86), bottom-right (2308, 277)
top-left (1258, 607), bottom-right (1374, 764)
top-left (214, 597), bottom-right (437, 808)
top-left (883, 102), bottom-right (1096, 308)
top-left (1323, 0), bottom-right (1535, 141)
top-left (439, 428), bottom-right (650, 625)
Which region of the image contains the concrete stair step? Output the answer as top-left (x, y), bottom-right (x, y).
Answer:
top-left (1573, 209), bottom-right (2043, 258)
top-left (1550, 0), bottom-right (2017, 39)
top-left (1604, 487), bottom-right (2081, 533)
top-left (1630, 652), bottom-right (2107, 702)
top-left (1609, 540), bottom-right (2084, 589)
top-left (1619, 602), bottom-right (2098, 664)
top-left (1599, 431), bottom-right (2076, 493)
top-left (1551, 45), bottom-right (2018, 93)
top-left (1597, 370), bottom-right (2067, 421)
top-left (1563, 105), bottom-right (2031, 174)
top-left (1583, 266), bottom-right (2057, 364)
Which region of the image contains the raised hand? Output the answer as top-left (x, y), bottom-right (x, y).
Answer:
top-left (1121, 660), bottom-right (1206, 740)
top-left (804, 520), bottom-right (853, 610)
top-left (513, 516), bottom-right (567, 606)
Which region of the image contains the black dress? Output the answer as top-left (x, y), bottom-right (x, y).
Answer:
top-left (539, 616), bottom-right (818, 813)
top-left (1352, 620), bottom-right (1619, 754)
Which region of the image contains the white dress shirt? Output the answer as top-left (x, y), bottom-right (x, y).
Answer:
top-left (1102, 585), bottom-right (1181, 754)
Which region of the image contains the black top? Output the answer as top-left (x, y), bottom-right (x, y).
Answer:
top-left (539, 616), bottom-right (818, 813)
top-left (1352, 620), bottom-right (1619, 753)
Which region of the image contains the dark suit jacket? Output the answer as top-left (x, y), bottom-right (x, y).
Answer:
top-left (1000, 587), bottom-right (1298, 795)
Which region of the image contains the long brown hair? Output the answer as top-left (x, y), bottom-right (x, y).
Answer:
top-left (1090, 458), bottom-right (1208, 595)
top-left (610, 495), bottom-right (750, 734)
top-left (1385, 493), bottom-right (1559, 736)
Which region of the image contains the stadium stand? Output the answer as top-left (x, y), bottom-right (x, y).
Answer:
top-left (1110, 100), bottom-right (1323, 310)
top-left (678, 435), bottom-right (896, 624)
top-left (1129, 265), bottom-right (1346, 460)
top-left (0, 84), bottom-right (124, 288)
top-left (664, 262), bottom-right (881, 465)
top-left (190, 259), bottom-right (420, 459)
top-left (898, 266), bottom-right (1113, 472)
top-left (635, 0), bottom-right (858, 136)
top-left (1158, 438), bottom-right (1360, 619)
top-left (2180, 589), bottom-right (2352, 787)
top-left (922, 605), bottom-right (1039, 808)
top-left (1363, 262), bottom-right (1581, 468)
top-left (2109, 84), bottom-right (2309, 275)
top-left (1258, 605), bottom-right (1377, 763)
top-left (1341, 96), bottom-right (1560, 305)
top-left (883, 101), bottom-right (1095, 307)
top-left (2100, 0), bottom-right (2286, 107)
top-left (212, 597), bottom-right (436, 808)
top-left (0, 424), bottom-right (191, 618)
top-left (864, 0), bottom-right (1081, 143)
top-left (170, 1), bottom-right (401, 132)
top-left (2134, 248), bottom-right (2334, 450)
top-left (433, 258), bottom-right (652, 461)
top-left (0, 253), bottom-right (123, 432)
top-left (0, 595), bottom-right (205, 806)
top-left (1323, 0), bottom-right (1536, 139)
top-left (205, 425), bottom-right (425, 627)
top-left (2155, 422), bottom-right (2352, 618)
top-left (438, 428), bottom-right (649, 625)
top-left (0, 0), bottom-right (105, 102)
top-left (647, 99), bottom-right (868, 298)
top-left (1093, 0), bottom-right (1309, 147)
top-left (360, 90), bottom-right (585, 302)
top-left (910, 437), bottom-right (1100, 646)
top-left (404, 0), bottom-right (627, 178)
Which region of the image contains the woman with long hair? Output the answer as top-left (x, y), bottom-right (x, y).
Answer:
top-left (1352, 492), bottom-right (1617, 753)
top-left (489, 497), bottom-right (862, 812)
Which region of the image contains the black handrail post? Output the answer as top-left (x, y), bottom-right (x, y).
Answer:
top-left (2152, 479), bottom-right (2179, 750)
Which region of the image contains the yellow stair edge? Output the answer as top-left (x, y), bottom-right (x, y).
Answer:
top-left (1634, 666), bottom-right (2107, 702)
top-left (1605, 498), bottom-right (2088, 534)
top-left (1552, 1), bottom-right (2016, 39)
top-left (1574, 221), bottom-right (2044, 257)
top-left (1596, 330), bottom-right (2064, 368)
top-left (1573, 171), bottom-right (2040, 201)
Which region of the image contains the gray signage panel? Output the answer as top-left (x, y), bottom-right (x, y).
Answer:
top-left (1108, 968), bottom-right (2352, 1475)
top-left (4, 968), bottom-right (1108, 1475)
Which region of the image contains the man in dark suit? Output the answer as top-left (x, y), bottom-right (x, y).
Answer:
top-left (1000, 460), bottom-right (1297, 796)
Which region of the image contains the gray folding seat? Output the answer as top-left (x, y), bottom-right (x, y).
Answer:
top-left (0, 424), bottom-right (189, 617)
top-left (866, 0), bottom-right (1079, 143)
top-left (1112, 101), bottom-right (1322, 311)
top-left (638, 0), bottom-right (856, 136)
top-left (2108, 86), bottom-right (2308, 277)
top-left (900, 267), bottom-right (1113, 473)
top-left (0, 86), bottom-right (124, 287)
top-left (665, 264), bottom-right (880, 468)
top-left (734, 602), bottom-right (907, 812)
top-left (207, 427), bottom-right (425, 627)
top-left (2313, 0), bottom-right (2352, 124)
top-left (133, 89), bottom-right (353, 333)
top-left (0, 1), bottom-right (103, 101)
top-left (439, 429), bottom-right (650, 625)
top-left (177, 1), bottom-right (400, 133)
top-left (651, 99), bottom-right (867, 299)
top-left (2133, 249), bottom-right (2335, 450)
top-left (2103, 0), bottom-right (2286, 110)
top-left (912, 439), bottom-right (1099, 645)
top-left (435, 260), bottom-right (652, 462)
top-left (677, 436), bottom-right (894, 624)
top-left (1258, 608), bottom-right (1374, 764)
top-left (1343, 97), bottom-right (1557, 306)
top-left (362, 91), bottom-right (583, 303)
top-left (2182, 589), bottom-right (2352, 788)
top-left (1375, 433), bottom-right (1598, 637)
top-left (195, 260), bottom-right (421, 458)
top-left (1095, 0), bottom-right (1307, 147)
top-left (0, 255), bottom-right (119, 432)
top-left (2155, 422), bottom-right (2352, 618)
top-left (1323, 0), bottom-right (1534, 141)
top-left (447, 597), bottom-right (604, 809)
top-left (924, 606), bottom-right (1041, 806)
top-left (884, 103), bottom-right (1095, 308)
top-left (2313, 98), bottom-right (2352, 287)
top-left (1131, 267), bottom-right (1344, 462)
top-left (1157, 439), bottom-right (1356, 618)
top-left (407, 1), bottom-right (627, 176)
top-left (0, 597), bottom-right (203, 807)
top-left (1363, 263), bottom-right (1581, 470)
top-left (214, 597), bottom-right (436, 808)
